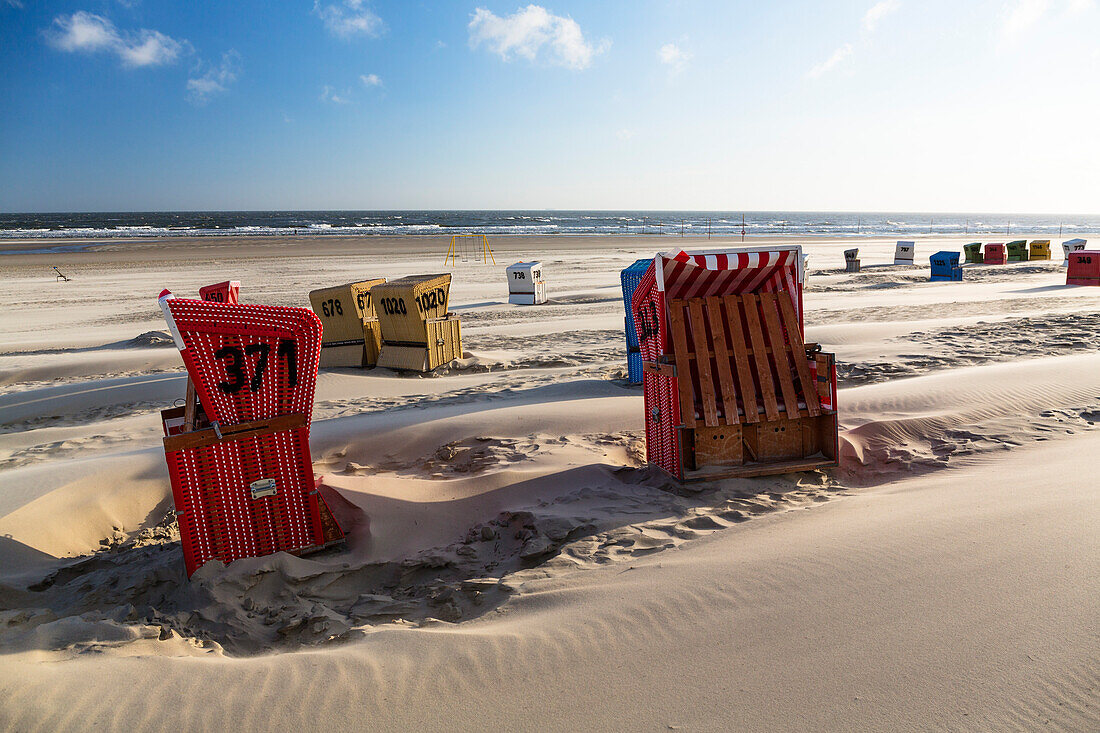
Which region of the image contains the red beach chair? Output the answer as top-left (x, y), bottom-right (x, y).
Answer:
top-left (1067, 251), bottom-right (1100, 286)
top-left (158, 291), bottom-right (343, 577)
top-left (984, 243), bottom-right (1007, 265)
top-left (199, 280), bottom-right (241, 304)
top-left (631, 247), bottom-right (838, 481)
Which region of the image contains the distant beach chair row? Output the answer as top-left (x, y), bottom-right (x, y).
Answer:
top-left (838, 239), bottom-right (1089, 280)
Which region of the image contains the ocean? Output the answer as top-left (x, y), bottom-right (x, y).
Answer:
top-left (1, 210), bottom-right (1097, 239)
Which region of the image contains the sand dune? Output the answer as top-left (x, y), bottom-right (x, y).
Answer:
top-left (1, 235), bottom-right (1097, 731)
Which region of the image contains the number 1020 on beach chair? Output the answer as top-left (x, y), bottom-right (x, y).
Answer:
top-left (631, 246), bottom-right (839, 481)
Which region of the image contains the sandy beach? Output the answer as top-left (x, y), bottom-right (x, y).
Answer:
top-left (1, 233), bottom-right (1098, 731)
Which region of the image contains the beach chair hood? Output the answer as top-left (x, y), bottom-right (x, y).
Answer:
top-left (630, 246), bottom-right (806, 346)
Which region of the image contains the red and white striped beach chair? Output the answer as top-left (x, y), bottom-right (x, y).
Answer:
top-left (631, 246), bottom-right (838, 481)
top-left (158, 291), bottom-right (344, 577)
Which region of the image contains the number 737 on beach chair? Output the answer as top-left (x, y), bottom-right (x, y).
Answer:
top-left (631, 247), bottom-right (839, 481)
top-left (157, 291), bottom-right (344, 577)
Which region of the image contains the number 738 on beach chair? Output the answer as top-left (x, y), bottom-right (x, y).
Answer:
top-left (157, 291), bottom-right (344, 577)
top-left (631, 247), bottom-right (839, 481)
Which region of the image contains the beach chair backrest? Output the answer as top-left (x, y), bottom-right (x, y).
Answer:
top-left (1063, 239), bottom-right (1087, 260)
top-left (373, 273), bottom-right (451, 343)
top-left (895, 241), bottom-right (915, 264)
top-left (666, 291), bottom-right (820, 429)
top-left (310, 279), bottom-right (385, 341)
top-left (159, 292), bottom-right (322, 425)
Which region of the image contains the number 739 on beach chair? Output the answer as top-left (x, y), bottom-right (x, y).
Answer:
top-left (631, 247), bottom-right (839, 481)
top-left (158, 291), bottom-right (344, 577)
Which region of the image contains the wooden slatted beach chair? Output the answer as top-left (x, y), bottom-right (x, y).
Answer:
top-left (374, 274), bottom-right (462, 372)
top-left (158, 291), bottom-right (343, 577)
top-left (844, 248), bottom-right (860, 273)
top-left (631, 247), bottom-right (838, 481)
top-left (309, 279), bottom-right (386, 368)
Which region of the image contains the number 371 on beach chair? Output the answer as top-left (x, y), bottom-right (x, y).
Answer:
top-left (158, 291), bottom-right (344, 577)
top-left (631, 247), bottom-right (839, 481)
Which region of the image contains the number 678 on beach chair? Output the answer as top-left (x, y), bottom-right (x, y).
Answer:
top-left (631, 247), bottom-right (839, 481)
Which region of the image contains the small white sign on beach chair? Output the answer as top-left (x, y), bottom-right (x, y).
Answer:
top-left (1062, 239), bottom-right (1087, 266)
top-left (894, 241), bottom-right (915, 265)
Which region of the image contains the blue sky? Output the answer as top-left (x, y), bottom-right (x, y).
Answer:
top-left (1, 1), bottom-right (1098, 213)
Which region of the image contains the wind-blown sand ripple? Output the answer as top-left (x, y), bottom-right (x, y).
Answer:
top-left (0, 235), bottom-right (1097, 731)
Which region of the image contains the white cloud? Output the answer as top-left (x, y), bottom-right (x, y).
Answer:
top-left (1067, 0), bottom-right (1096, 11)
top-left (658, 43), bottom-right (691, 72)
top-left (1001, 0), bottom-right (1052, 37)
top-left (5, 0), bottom-right (26, 9)
top-left (360, 73), bottom-right (382, 87)
top-left (468, 5), bottom-right (608, 70)
top-left (46, 11), bottom-right (183, 67)
top-left (862, 0), bottom-right (901, 32)
top-left (117, 30), bottom-right (183, 67)
top-left (48, 12), bottom-right (119, 52)
top-left (321, 85), bottom-right (351, 104)
top-left (616, 128), bottom-right (634, 141)
top-left (187, 51), bottom-right (240, 104)
top-left (808, 43), bottom-right (853, 78)
top-left (314, 0), bottom-right (383, 39)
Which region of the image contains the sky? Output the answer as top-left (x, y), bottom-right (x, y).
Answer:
top-left (1, 0), bottom-right (1098, 213)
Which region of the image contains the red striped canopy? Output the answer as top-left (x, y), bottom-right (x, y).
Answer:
top-left (630, 246), bottom-right (805, 330)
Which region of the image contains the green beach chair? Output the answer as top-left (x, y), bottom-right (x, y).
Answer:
top-left (963, 242), bottom-right (983, 264)
top-left (1006, 240), bottom-right (1028, 262)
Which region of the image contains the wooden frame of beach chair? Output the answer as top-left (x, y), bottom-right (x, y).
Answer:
top-left (632, 247), bottom-right (838, 482)
top-left (157, 292), bottom-right (344, 577)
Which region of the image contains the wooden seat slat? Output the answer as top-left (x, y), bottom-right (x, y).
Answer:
top-left (668, 303), bottom-right (696, 429)
top-left (723, 295), bottom-right (760, 424)
top-left (759, 292), bottom-right (805, 420)
top-left (741, 294), bottom-right (781, 422)
top-left (688, 299), bottom-right (720, 427)
top-left (705, 296), bottom-right (740, 425)
top-left (777, 293), bottom-right (821, 417)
